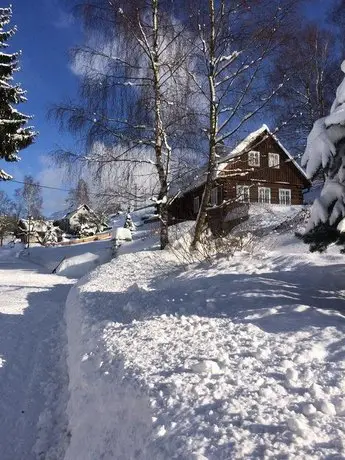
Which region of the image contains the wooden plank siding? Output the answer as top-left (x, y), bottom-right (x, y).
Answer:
top-left (168, 130), bottom-right (310, 234)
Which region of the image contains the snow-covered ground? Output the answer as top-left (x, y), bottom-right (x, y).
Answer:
top-left (0, 246), bottom-right (74, 459)
top-left (63, 206), bottom-right (345, 459)
top-left (21, 239), bottom-right (112, 277)
top-left (2, 205), bottom-right (345, 459)
top-left (20, 206), bottom-right (157, 279)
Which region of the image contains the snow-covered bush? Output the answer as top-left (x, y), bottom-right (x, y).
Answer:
top-left (301, 60), bottom-right (345, 252)
top-left (124, 213), bottom-right (136, 232)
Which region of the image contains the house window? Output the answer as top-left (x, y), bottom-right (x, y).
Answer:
top-left (279, 188), bottom-right (291, 205)
top-left (258, 187), bottom-right (271, 204)
top-left (236, 185), bottom-right (250, 203)
top-left (193, 196), bottom-right (200, 214)
top-left (248, 151), bottom-right (260, 167)
top-left (269, 153), bottom-right (280, 168)
top-left (210, 187), bottom-right (218, 206)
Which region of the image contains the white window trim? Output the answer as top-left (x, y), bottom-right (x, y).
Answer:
top-left (193, 196), bottom-right (200, 214)
top-left (279, 188), bottom-right (291, 205)
top-left (268, 152), bottom-right (280, 169)
top-left (210, 187), bottom-right (218, 206)
top-left (258, 187), bottom-right (271, 204)
top-left (248, 150), bottom-right (260, 167)
top-left (236, 185), bottom-right (250, 203)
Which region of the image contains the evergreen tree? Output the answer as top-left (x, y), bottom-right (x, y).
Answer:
top-left (0, 7), bottom-right (36, 179)
top-left (301, 60), bottom-right (345, 252)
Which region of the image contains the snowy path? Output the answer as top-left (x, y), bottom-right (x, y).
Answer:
top-left (0, 248), bottom-right (74, 460)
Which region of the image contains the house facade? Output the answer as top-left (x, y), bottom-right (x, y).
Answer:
top-left (55, 204), bottom-right (109, 237)
top-left (17, 219), bottom-right (62, 245)
top-left (169, 125), bottom-right (311, 234)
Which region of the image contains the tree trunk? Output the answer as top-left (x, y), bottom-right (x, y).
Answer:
top-left (191, 0), bottom-right (217, 249)
top-left (152, 0), bottom-right (170, 249)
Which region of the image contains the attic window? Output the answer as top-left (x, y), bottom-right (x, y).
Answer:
top-left (269, 153), bottom-right (280, 168)
top-left (248, 151), bottom-right (260, 167)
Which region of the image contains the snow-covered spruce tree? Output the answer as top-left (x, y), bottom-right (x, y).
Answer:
top-left (301, 60), bottom-right (345, 252)
top-left (0, 7), bottom-right (36, 179)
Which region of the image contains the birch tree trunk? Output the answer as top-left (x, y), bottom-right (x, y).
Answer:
top-left (152, 0), bottom-right (170, 249)
top-left (191, 0), bottom-right (217, 249)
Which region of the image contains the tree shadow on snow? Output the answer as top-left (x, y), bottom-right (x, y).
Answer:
top-left (81, 260), bottom-right (345, 338)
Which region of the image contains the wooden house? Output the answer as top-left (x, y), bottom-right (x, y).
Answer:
top-left (55, 204), bottom-right (109, 236)
top-left (169, 125), bottom-right (311, 234)
top-left (17, 219), bottom-right (62, 245)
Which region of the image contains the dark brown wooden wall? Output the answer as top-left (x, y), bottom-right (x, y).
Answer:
top-left (220, 134), bottom-right (308, 188)
top-left (168, 132), bottom-right (309, 226)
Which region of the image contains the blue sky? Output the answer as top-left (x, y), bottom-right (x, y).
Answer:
top-left (0, 0), bottom-right (335, 216)
top-left (0, 0), bottom-right (81, 216)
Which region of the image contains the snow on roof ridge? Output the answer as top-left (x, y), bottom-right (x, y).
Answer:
top-left (217, 124), bottom-right (309, 181)
top-left (219, 124), bottom-right (269, 165)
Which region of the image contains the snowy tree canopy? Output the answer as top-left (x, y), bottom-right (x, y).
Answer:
top-left (0, 6), bottom-right (36, 179)
top-left (301, 60), bottom-right (345, 251)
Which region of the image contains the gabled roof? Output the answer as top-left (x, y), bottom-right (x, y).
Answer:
top-left (171, 124), bottom-right (310, 196)
top-left (63, 204), bottom-right (92, 220)
top-left (173, 124), bottom-right (309, 197)
top-left (217, 124), bottom-right (309, 181)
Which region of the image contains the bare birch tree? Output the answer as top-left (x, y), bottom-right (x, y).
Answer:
top-left (54, 0), bottom-right (198, 249)
top-left (190, 0), bottom-right (298, 248)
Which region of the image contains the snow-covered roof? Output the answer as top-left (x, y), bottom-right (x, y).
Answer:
top-left (171, 125), bottom-right (309, 197)
top-left (217, 124), bottom-right (309, 180)
top-left (18, 219), bottom-right (52, 232)
top-left (63, 204), bottom-right (93, 220)
top-left (218, 125), bottom-right (269, 167)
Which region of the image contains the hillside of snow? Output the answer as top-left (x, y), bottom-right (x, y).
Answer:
top-left (63, 204), bottom-right (345, 460)
top-left (19, 206), bottom-right (159, 278)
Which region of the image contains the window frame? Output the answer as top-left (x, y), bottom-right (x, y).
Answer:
top-left (279, 188), bottom-right (291, 205)
top-left (268, 152), bottom-right (280, 169)
top-left (236, 184), bottom-right (250, 203)
top-left (248, 150), bottom-right (260, 167)
top-left (258, 187), bottom-right (271, 204)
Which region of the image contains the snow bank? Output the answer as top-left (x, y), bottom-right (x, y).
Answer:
top-left (55, 252), bottom-right (101, 278)
top-left (64, 226), bottom-right (345, 459)
top-left (112, 227), bottom-right (132, 241)
top-left (21, 240), bottom-right (112, 278)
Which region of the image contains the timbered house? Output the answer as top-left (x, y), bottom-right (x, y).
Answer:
top-left (169, 125), bottom-right (311, 234)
